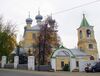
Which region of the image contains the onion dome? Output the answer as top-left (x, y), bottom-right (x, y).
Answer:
top-left (35, 14), bottom-right (43, 20)
top-left (35, 10), bottom-right (43, 21)
top-left (26, 12), bottom-right (33, 24)
top-left (26, 18), bottom-right (33, 24)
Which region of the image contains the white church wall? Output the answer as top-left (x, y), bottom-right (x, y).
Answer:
top-left (28, 56), bottom-right (35, 70)
top-left (1, 56), bottom-right (6, 68)
top-left (70, 58), bottom-right (76, 71)
top-left (51, 58), bottom-right (56, 71)
top-left (14, 56), bottom-right (19, 69)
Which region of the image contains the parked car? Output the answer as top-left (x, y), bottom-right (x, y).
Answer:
top-left (91, 62), bottom-right (100, 72)
top-left (85, 62), bottom-right (100, 72)
top-left (85, 63), bottom-right (92, 72)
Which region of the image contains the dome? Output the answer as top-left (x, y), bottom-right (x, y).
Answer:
top-left (35, 14), bottom-right (43, 20)
top-left (26, 18), bottom-right (33, 24)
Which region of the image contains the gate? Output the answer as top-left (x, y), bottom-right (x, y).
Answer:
top-left (19, 54), bottom-right (28, 64)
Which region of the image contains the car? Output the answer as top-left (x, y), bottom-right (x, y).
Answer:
top-left (91, 62), bottom-right (100, 72)
top-left (85, 63), bottom-right (92, 72)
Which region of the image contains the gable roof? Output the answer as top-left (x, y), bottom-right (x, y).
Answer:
top-left (70, 48), bottom-right (89, 57)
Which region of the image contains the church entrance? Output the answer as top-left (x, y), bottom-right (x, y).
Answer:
top-left (51, 47), bottom-right (75, 71)
top-left (19, 53), bottom-right (28, 64)
top-left (56, 56), bottom-right (70, 71)
top-left (17, 53), bottom-right (28, 69)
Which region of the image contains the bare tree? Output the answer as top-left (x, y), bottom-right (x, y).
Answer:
top-left (38, 16), bottom-right (61, 65)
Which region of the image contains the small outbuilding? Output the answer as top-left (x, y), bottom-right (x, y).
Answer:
top-left (51, 46), bottom-right (94, 72)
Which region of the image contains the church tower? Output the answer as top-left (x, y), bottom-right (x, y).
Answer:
top-left (77, 14), bottom-right (98, 60)
top-left (23, 13), bottom-right (34, 54)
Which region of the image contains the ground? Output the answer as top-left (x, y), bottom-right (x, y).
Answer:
top-left (0, 69), bottom-right (100, 76)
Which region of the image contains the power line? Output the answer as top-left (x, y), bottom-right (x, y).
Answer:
top-left (52, 0), bottom-right (100, 15)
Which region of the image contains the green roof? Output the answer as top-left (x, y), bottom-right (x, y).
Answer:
top-left (80, 14), bottom-right (90, 27)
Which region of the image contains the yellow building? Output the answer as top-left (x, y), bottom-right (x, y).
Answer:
top-left (77, 14), bottom-right (98, 60)
top-left (20, 11), bottom-right (60, 64)
top-left (51, 46), bottom-right (91, 71)
top-left (51, 14), bottom-right (99, 71)
top-left (19, 13), bottom-right (99, 71)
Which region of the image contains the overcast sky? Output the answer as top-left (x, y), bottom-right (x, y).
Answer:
top-left (0, 0), bottom-right (100, 57)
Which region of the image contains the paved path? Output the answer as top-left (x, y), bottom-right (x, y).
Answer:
top-left (0, 69), bottom-right (100, 76)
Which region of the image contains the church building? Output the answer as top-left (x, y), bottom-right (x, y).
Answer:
top-left (51, 14), bottom-right (99, 71)
top-left (19, 12), bottom-right (99, 72)
top-left (77, 14), bottom-right (98, 60)
top-left (20, 11), bottom-right (60, 65)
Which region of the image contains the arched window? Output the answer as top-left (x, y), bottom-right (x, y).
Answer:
top-left (90, 56), bottom-right (94, 60)
top-left (86, 29), bottom-right (91, 37)
top-left (80, 30), bottom-right (82, 39)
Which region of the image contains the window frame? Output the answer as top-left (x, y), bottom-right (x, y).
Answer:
top-left (86, 29), bottom-right (91, 38)
top-left (88, 44), bottom-right (93, 50)
top-left (80, 30), bottom-right (82, 39)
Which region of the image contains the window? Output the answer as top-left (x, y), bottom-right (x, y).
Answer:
top-left (80, 30), bottom-right (82, 39)
top-left (33, 33), bottom-right (36, 38)
top-left (88, 44), bottom-right (93, 49)
top-left (61, 61), bottom-right (64, 68)
top-left (86, 29), bottom-right (91, 37)
top-left (76, 61), bottom-right (79, 67)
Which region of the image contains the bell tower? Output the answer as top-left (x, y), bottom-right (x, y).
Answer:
top-left (77, 14), bottom-right (98, 60)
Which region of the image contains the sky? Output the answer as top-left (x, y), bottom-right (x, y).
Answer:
top-left (0, 0), bottom-right (100, 57)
